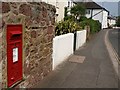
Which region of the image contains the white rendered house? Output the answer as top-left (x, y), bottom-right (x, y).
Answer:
top-left (108, 16), bottom-right (116, 27)
top-left (76, 1), bottom-right (109, 29)
top-left (84, 2), bottom-right (109, 29)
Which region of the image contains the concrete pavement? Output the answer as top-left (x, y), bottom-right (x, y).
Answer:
top-left (33, 29), bottom-right (118, 88)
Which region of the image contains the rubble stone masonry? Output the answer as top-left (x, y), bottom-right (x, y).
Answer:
top-left (0, 2), bottom-right (2, 89)
top-left (1, 2), bottom-right (56, 88)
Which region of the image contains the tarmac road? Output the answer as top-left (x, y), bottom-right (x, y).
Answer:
top-left (108, 29), bottom-right (120, 58)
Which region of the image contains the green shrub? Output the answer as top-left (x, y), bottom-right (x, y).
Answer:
top-left (70, 3), bottom-right (86, 20)
top-left (80, 19), bottom-right (101, 34)
top-left (116, 16), bottom-right (120, 27)
top-left (64, 15), bottom-right (75, 21)
top-left (55, 20), bottom-right (82, 36)
top-left (78, 16), bottom-right (87, 22)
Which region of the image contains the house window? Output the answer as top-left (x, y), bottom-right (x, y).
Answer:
top-left (56, 1), bottom-right (59, 7)
top-left (71, 2), bottom-right (73, 7)
top-left (86, 10), bottom-right (91, 14)
top-left (68, 1), bottom-right (70, 7)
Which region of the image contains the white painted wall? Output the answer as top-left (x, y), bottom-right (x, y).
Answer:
top-left (86, 9), bottom-right (103, 23)
top-left (92, 9), bottom-right (103, 23)
top-left (53, 33), bottom-right (74, 70)
top-left (102, 10), bottom-right (108, 29)
top-left (85, 9), bottom-right (108, 29)
top-left (56, 2), bottom-right (67, 22)
top-left (86, 9), bottom-right (92, 18)
top-left (108, 19), bottom-right (116, 26)
top-left (52, 30), bottom-right (87, 70)
top-left (76, 30), bottom-right (87, 50)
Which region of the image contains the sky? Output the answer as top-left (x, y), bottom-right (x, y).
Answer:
top-left (94, 0), bottom-right (119, 2)
top-left (93, 0), bottom-right (120, 16)
top-left (74, 0), bottom-right (120, 16)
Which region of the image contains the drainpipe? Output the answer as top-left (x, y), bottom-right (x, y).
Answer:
top-left (90, 9), bottom-right (93, 19)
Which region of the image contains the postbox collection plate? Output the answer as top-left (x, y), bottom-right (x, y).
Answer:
top-left (13, 48), bottom-right (18, 63)
top-left (7, 25), bottom-right (23, 87)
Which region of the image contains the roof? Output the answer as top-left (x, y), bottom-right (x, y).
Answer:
top-left (75, 2), bottom-right (109, 12)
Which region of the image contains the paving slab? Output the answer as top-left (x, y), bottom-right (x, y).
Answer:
top-left (69, 55), bottom-right (85, 63)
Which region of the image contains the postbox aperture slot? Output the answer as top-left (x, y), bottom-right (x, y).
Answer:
top-left (11, 34), bottom-right (21, 39)
top-left (10, 31), bottom-right (22, 40)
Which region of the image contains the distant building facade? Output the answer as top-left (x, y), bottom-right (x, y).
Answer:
top-left (108, 16), bottom-right (116, 27)
top-left (42, 0), bottom-right (74, 22)
top-left (82, 1), bottom-right (109, 29)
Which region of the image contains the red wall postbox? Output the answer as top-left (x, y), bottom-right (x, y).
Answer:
top-left (7, 25), bottom-right (23, 87)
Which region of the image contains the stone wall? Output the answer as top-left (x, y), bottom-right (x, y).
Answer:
top-left (2, 2), bottom-right (55, 88)
top-left (0, 2), bottom-right (2, 89)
